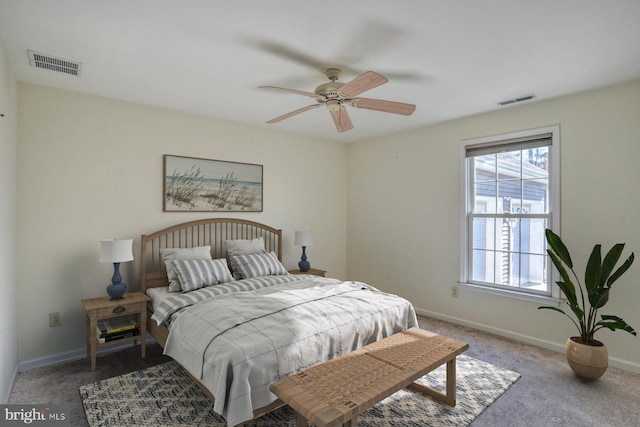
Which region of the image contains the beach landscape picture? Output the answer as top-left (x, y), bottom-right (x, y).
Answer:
top-left (164, 155), bottom-right (263, 212)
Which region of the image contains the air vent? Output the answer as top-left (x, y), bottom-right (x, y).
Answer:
top-left (498, 94), bottom-right (536, 106)
top-left (27, 50), bottom-right (81, 76)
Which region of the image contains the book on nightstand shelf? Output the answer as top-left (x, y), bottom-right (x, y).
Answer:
top-left (98, 316), bottom-right (140, 335)
top-left (96, 316), bottom-right (140, 344)
top-left (96, 327), bottom-right (140, 343)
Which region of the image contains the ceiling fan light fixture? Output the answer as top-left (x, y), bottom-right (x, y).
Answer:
top-left (260, 69), bottom-right (416, 133)
top-left (325, 100), bottom-right (342, 112)
top-left (314, 82), bottom-right (344, 98)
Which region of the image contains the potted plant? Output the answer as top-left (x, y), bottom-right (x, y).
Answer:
top-left (539, 229), bottom-right (636, 379)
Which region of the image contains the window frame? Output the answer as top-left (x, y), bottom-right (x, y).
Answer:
top-left (459, 125), bottom-right (561, 303)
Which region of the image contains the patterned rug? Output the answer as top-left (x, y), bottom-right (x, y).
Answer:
top-left (80, 355), bottom-right (519, 426)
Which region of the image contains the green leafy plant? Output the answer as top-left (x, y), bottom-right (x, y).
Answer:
top-left (539, 229), bottom-right (636, 343)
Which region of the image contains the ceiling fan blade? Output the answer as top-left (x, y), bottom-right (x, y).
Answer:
top-left (349, 98), bottom-right (416, 115)
top-left (337, 21), bottom-right (405, 64)
top-left (329, 105), bottom-right (354, 133)
top-left (251, 40), bottom-right (326, 70)
top-left (266, 104), bottom-right (321, 124)
top-left (248, 39), bottom-right (361, 76)
top-left (338, 71), bottom-right (388, 97)
top-left (259, 86), bottom-right (320, 99)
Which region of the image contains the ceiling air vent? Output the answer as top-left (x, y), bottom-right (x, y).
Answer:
top-left (27, 50), bottom-right (82, 76)
top-left (498, 94), bottom-right (536, 106)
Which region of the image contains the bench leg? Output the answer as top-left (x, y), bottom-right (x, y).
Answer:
top-left (296, 412), bottom-right (307, 426)
top-left (407, 357), bottom-right (457, 406)
top-left (344, 414), bottom-right (357, 426)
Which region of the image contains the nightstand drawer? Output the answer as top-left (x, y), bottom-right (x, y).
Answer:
top-left (92, 302), bottom-right (143, 319)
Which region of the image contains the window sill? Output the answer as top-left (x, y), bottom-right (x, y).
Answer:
top-left (458, 282), bottom-right (562, 306)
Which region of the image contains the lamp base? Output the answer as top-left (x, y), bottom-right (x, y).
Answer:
top-left (298, 260), bottom-right (310, 272)
top-left (106, 282), bottom-right (127, 300)
top-left (298, 246), bottom-right (311, 272)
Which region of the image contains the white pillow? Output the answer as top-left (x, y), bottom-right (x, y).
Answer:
top-left (225, 237), bottom-right (265, 256)
top-left (168, 258), bottom-right (233, 292)
top-left (160, 246), bottom-right (212, 292)
top-left (230, 251), bottom-right (288, 279)
top-left (225, 238), bottom-right (266, 279)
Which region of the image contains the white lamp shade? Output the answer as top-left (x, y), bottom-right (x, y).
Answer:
top-left (294, 230), bottom-right (313, 247)
top-left (100, 239), bottom-right (134, 263)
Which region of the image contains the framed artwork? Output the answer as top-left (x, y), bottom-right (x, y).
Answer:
top-left (163, 154), bottom-right (263, 212)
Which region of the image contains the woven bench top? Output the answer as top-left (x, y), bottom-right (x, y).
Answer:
top-left (270, 327), bottom-right (469, 427)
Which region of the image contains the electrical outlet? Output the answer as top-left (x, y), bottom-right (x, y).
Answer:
top-left (451, 286), bottom-right (459, 298)
top-left (49, 312), bottom-right (61, 327)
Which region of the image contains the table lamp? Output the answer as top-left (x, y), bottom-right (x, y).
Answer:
top-left (100, 238), bottom-right (134, 300)
top-left (294, 230), bottom-right (313, 272)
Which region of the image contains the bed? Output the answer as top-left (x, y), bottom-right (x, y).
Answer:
top-left (141, 218), bottom-right (418, 426)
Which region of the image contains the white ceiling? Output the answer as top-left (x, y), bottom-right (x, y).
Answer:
top-left (1, 1), bottom-right (639, 143)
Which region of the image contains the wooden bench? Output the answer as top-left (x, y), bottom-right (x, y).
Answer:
top-left (270, 327), bottom-right (469, 427)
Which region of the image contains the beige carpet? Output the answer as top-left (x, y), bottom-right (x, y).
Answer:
top-left (9, 315), bottom-right (640, 426)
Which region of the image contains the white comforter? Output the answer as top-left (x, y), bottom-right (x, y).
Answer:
top-left (163, 277), bottom-right (418, 426)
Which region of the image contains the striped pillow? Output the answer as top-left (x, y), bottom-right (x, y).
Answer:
top-left (230, 252), bottom-right (288, 279)
top-left (225, 238), bottom-right (266, 280)
top-left (160, 246), bottom-right (212, 292)
top-left (169, 258), bottom-right (233, 292)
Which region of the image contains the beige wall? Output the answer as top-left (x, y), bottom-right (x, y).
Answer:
top-left (347, 80), bottom-right (640, 371)
top-left (0, 38), bottom-right (18, 402)
top-left (16, 84), bottom-right (347, 362)
top-left (12, 78), bottom-right (640, 374)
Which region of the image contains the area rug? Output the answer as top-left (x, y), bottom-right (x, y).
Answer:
top-left (80, 355), bottom-right (520, 426)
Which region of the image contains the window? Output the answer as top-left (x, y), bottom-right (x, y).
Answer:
top-left (461, 126), bottom-right (560, 299)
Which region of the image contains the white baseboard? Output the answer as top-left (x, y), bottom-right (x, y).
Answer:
top-left (415, 307), bottom-right (640, 374)
top-left (17, 334), bottom-right (157, 373)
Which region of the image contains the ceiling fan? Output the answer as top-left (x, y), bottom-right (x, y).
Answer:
top-left (259, 68), bottom-right (416, 133)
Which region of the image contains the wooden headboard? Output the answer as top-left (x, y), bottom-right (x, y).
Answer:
top-left (141, 218), bottom-right (283, 292)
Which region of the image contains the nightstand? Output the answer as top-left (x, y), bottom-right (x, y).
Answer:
top-left (288, 268), bottom-right (326, 277)
top-left (81, 292), bottom-right (150, 371)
